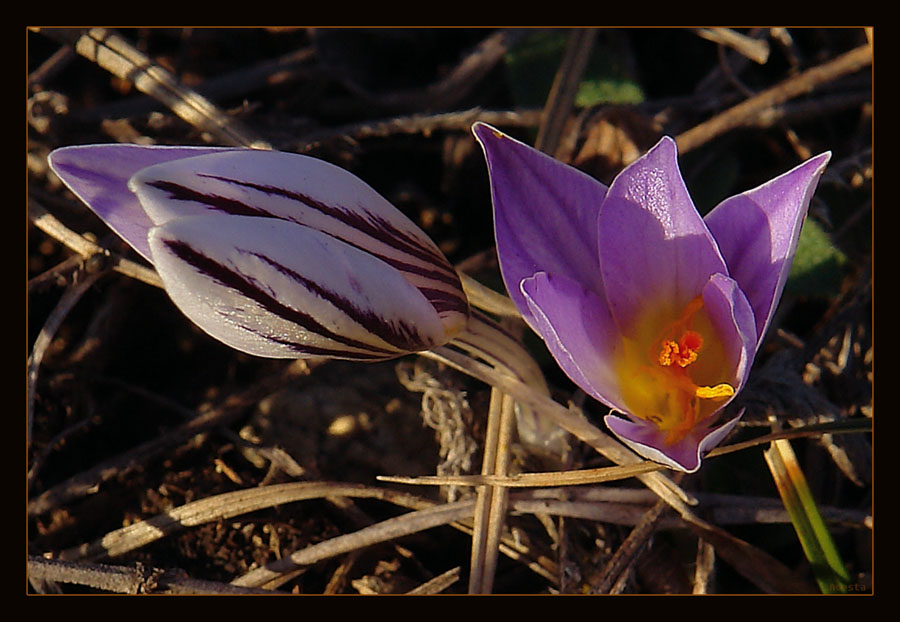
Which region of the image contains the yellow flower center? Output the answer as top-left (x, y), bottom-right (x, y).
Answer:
top-left (616, 295), bottom-right (735, 445)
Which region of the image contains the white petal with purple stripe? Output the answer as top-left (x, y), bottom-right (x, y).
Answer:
top-left (130, 150), bottom-right (468, 335)
top-left (149, 213), bottom-right (448, 360)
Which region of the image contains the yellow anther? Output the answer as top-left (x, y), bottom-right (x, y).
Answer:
top-left (695, 383), bottom-right (735, 400)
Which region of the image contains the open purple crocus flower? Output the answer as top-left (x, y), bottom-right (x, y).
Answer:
top-left (48, 145), bottom-right (469, 361)
top-left (474, 123), bottom-right (830, 472)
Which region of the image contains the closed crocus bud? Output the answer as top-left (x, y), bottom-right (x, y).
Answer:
top-left (474, 123), bottom-right (830, 472)
top-left (49, 145), bottom-right (469, 361)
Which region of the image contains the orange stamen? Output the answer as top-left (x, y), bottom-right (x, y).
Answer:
top-left (649, 298), bottom-right (734, 444)
top-left (616, 295), bottom-right (738, 447)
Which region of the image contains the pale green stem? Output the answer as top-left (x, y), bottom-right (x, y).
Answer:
top-left (451, 311), bottom-right (568, 457)
top-left (459, 273), bottom-right (522, 319)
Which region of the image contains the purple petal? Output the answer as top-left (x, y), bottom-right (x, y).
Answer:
top-left (520, 271), bottom-right (628, 412)
top-left (597, 136), bottom-right (727, 335)
top-left (604, 409), bottom-right (743, 473)
top-left (603, 273), bottom-right (755, 472)
top-left (47, 144), bottom-right (236, 262)
top-left (705, 152), bottom-right (831, 346)
top-left (131, 149), bottom-right (468, 335)
top-left (149, 214), bottom-right (449, 360)
top-left (699, 273), bottom-right (758, 393)
top-left (472, 123), bottom-right (608, 326)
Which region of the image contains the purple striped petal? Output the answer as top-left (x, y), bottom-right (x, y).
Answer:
top-left (597, 136), bottom-right (728, 336)
top-left (149, 214), bottom-right (449, 360)
top-left (705, 152), bottom-right (831, 346)
top-left (130, 149), bottom-right (468, 335)
top-left (47, 144), bottom-right (237, 261)
top-left (472, 123), bottom-right (608, 327)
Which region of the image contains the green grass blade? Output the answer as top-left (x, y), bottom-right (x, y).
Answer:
top-left (764, 438), bottom-right (852, 593)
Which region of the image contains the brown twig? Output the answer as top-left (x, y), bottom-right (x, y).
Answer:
top-left (534, 28), bottom-right (597, 156)
top-left (691, 28), bottom-right (770, 64)
top-left (36, 28), bottom-right (270, 149)
top-left (29, 199), bottom-right (163, 289)
top-left (676, 43), bottom-right (872, 153)
top-left (287, 107), bottom-right (543, 153)
top-left (594, 496), bottom-right (671, 593)
top-left (27, 556), bottom-right (272, 594)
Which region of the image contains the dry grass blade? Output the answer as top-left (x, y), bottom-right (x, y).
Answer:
top-left (379, 462), bottom-right (664, 488)
top-left (405, 567), bottom-right (462, 594)
top-left (459, 272), bottom-right (522, 319)
top-left (467, 389), bottom-right (504, 593)
top-left (692, 539), bottom-right (716, 594)
top-left (477, 392), bottom-right (516, 593)
top-left (57, 482), bottom-right (435, 561)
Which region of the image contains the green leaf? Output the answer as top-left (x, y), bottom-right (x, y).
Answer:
top-left (764, 438), bottom-right (853, 593)
top-left (504, 31), bottom-right (645, 109)
top-left (786, 218), bottom-right (847, 298)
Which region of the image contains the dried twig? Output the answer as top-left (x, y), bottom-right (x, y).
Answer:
top-left (676, 43), bottom-right (872, 153)
top-left (57, 481), bottom-right (435, 561)
top-left (692, 28), bottom-right (770, 64)
top-left (29, 199), bottom-right (162, 289)
top-left (594, 496), bottom-right (671, 593)
top-left (36, 28), bottom-right (270, 149)
top-left (534, 28), bottom-right (597, 156)
top-left (288, 107), bottom-right (542, 152)
top-left (405, 566), bottom-right (461, 594)
top-left (27, 556), bottom-right (271, 594)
